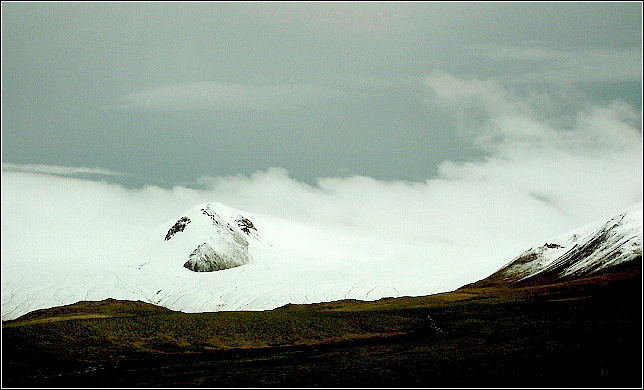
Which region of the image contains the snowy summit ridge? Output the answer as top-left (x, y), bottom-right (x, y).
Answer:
top-left (162, 203), bottom-right (257, 272)
top-left (474, 202), bottom-right (642, 286)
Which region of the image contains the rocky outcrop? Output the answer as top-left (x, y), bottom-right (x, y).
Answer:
top-left (184, 241), bottom-right (250, 272)
top-left (236, 216), bottom-right (257, 235)
top-left (165, 217), bottom-right (191, 241)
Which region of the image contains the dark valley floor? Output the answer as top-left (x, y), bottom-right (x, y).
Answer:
top-left (2, 264), bottom-right (641, 388)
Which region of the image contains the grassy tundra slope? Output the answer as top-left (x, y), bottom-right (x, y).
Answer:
top-left (2, 262), bottom-right (640, 387)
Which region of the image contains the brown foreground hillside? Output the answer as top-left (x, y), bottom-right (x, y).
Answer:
top-left (2, 264), bottom-right (641, 387)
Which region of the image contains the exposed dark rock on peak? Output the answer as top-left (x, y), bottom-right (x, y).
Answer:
top-left (184, 242), bottom-right (250, 272)
top-left (236, 216), bottom-right (257, 235)
top-left (165, 216), bottom-right (191, 241)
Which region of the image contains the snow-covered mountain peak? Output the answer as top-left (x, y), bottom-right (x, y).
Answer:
top-left (163, 202), bottom-right (249, 236)
top-left (475, 202), bottom-right (642, 286)
top-left (160, 202), bottom-right (258, 272)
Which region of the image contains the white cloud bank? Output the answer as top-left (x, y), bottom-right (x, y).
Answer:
top-left (2, 72), bottom-right (641, 314)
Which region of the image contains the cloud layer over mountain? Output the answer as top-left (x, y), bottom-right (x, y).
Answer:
top-left (3, 73), bottom-right (641, 293)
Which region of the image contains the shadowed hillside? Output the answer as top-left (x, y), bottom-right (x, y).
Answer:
top-left (3, 264), bottom-right (641, 387)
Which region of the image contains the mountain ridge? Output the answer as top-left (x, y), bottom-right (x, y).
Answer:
top-left (467, 202), bottom-right (642, 288)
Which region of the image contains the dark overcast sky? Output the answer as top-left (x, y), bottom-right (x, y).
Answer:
top-left (2, 2), bottom-right (642, 186)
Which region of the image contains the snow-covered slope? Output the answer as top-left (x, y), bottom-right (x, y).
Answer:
top-left (163, 204), bottom-right (253, 272)
top-left (3, 201), bottom-right (641, 320)
top-left (472, 202), bottom-right (642, 287)
top-left (1, 202), bottom-right (450, 320)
